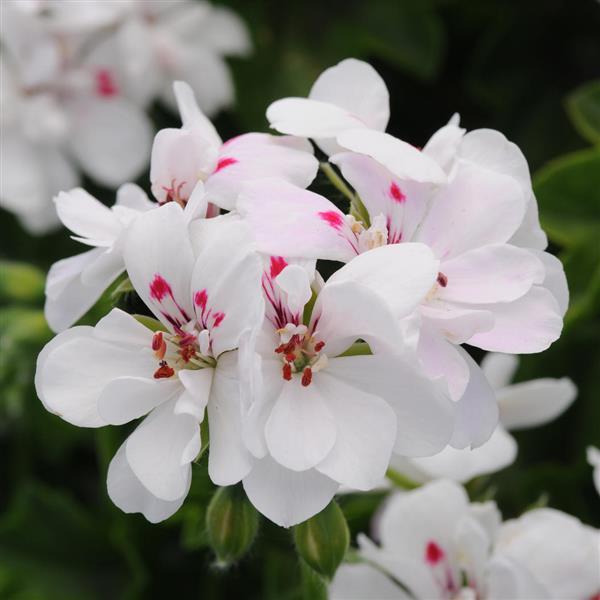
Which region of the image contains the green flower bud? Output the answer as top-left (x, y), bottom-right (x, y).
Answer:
top-left (206, 485), bottom-right (259, 566)
top-left (293, 500), bottom-right (349, 580)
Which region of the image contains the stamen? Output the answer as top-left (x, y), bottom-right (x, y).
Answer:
top-left (282, 363), bottom-right (292, 381)
top-left (436, 272), bottom-right (448, 288)
top-left (314, 341), bottom-right (325, 352)
top-left (154, 360), bottom-right (175, 379)
top-left (152, 331), bottom-right (166, 359)
top-left (301, 367), bottom-right (313, 387)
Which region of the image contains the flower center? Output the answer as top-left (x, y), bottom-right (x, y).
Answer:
top-left (347, 214), bottom-right (389, 252)
top-left (274, 324), bottom-right (328, 387)
top-left (151, 327), bottom-right (215, 379)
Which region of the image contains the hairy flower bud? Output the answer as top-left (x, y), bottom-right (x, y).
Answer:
top-left (206, 485), bottom-right (260, 566)
top-left (293, 500), bottom-right (349, 579)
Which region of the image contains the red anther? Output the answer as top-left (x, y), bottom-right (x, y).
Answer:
top-left (285, 352), bottom-right (296, 363)
top-left (282, 363), bottom-right (292, 381)
top-left (152, 331), bottom-right (167, 359)
top-left (153, 361), bottom-right (174, 379)
top-left (151, 331), bottom-right (163, 351)
top-left (436, 272), bottom-right (448, 288)
top-left (314, 341), bottom-right (325, 352)
top-left (301, 367), bottom-right (313, 387)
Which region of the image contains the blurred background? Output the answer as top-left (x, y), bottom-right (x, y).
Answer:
top-left (1, 0), bottom-right (599, 598)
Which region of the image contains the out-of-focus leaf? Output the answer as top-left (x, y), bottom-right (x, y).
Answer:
top-left (562, 235), bottom-right (600, 330)
top-left (0, 307), bottom-right (51, 347)
top-left (567, 80), bottom-right (600, 145)
top-left (0, 484), bottom-right (134, 600)
top-left (533, 147), bottom-right (600, 246)
top-left (352, 0), bottom-right (445, 81)
top-left (0, 261), bottom-right (45, 303)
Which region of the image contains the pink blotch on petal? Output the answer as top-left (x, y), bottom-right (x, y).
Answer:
top-left (95, 68), bottom-right (119, 97)
top-left (318, 210), bottom-right (344, 230)
top-left (425, 541), bottom-right (445, 565)
top-left (150, 275), bottom-right (172, 301)
top-left (389, 182), bottom-right (406, 203)
top-left (214, 157), bottom-right (238, 173)
top-left (194, 289), bottom-right (208, 310)
top-left (213, 312), bottom-right (225, 327)
top-left (269, 256), bottom-right (288, 279)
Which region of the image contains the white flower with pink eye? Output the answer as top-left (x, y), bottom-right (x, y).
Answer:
top-left (330, 480), bottom-right (551, 600)
top-left (0, 1), bottom-right (152, 233)
top-left (150, 80), bottom-right (319, 213)
top-left (391, 352), bottom-right (577, 484)
top-left (35, 203), bottom-right (264, 522)
top-left (239, 244), bottom-right (455, 527)
top-left (266, 58), bottom-right (390, 156)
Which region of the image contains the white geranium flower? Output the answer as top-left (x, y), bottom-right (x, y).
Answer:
top-left (240, 244), bottom-right (455, 527)
top-left (150, 81), bottom-right (319, 212)
top-left (391, 353), bottom-right (577, 483)
top-left (35, 204), bottom-right (264, 522)
top-left (330, 480), bottom-right (555, 600)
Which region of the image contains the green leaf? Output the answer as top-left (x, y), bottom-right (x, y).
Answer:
top-left (533, 147), bottom-right (600, 246)
top-left (0, 261), bottom-right (45, 303)
top-left (566, 80), bottom-right (600, 145)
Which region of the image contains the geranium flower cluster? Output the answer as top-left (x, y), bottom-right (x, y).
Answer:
top-left (0, 0), bottom-right (250, 232)
top-left (36, 59), bottom-right (569, 530)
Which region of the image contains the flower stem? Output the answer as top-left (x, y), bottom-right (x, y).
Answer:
top-left (385, 467), bottom-right (420, 490)
top-left (319, 162), bottom-right (370, 226)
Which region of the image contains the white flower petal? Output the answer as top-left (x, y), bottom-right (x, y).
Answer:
top-left (265, 378), bottom-right (337, 472)
top-left (497, 377), bottom-right (576, 430)
top-left (242, 455), bottom-right (339, 527)
top-left (330, 563), bottom-right (408, 600)
top-left (480, 352), bottom-right (519, 391)
top-left (125, 398), bottom-right (199, 501)
top-left (315, 371), bottom-right (396, 490)
top-left (107, 442), bottom-right (189, 523)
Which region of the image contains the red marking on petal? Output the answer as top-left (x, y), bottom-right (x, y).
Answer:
top-left (389, 182), bottom-right (406, 203)
top-left (301, 367), bottom-right (312, 387)
top-left (425, 541), bottom-right (445, 565)
top-left (153, 361), bottom-right (174, 379)
top-left (436, 272), bottom-right (448, 288)
top-left (95, 68), bottom-right (119, 97)
top-left (269, 256), bottom-right (288, 279)
top-left (150, 275), bottom-right (172, 301)
top-left (318, 210), bottom-right (344, 230)
top-left (194, 289), bottom-right (208, 310)
top-left (213, 312), bottom-right (225, 327)
top-left (282, 363), bottom-right (292, 381)
top-left (215, 157), bottom-right (238, 173)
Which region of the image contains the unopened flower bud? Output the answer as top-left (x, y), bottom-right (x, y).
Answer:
top-left (293, 500), bottom-right (349, 579)
top-left (206, 485), bottom-right (259, 566)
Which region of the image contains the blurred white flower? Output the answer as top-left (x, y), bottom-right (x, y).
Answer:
top-left (0, 0), bottom-right (152, 233)
top-left (331, 480), bottom-right (599, 599)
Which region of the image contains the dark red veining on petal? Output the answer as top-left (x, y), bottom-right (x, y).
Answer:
top-left (150, 275), bottom-right (172, 301)
top-left (318, 210), bottom-right (344, 230)
top-left (214, 157), bottom-right (238, 173)
top-left (269, 256), bottom-right (288, 279)
top-left (389, 182), bottom-right (406, 203)
top-left (425, 541), bottom-right (445, 565)
top-left (436, 272), bottom-right (448, 288)
top-left (95, 68), bottom-right (119, 97)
